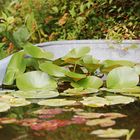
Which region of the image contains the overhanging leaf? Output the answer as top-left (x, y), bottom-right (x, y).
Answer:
top-left (106, 66), bottom-right (139, 89)
top-left (16, 71), bottom-right (57, 90)
top-left (101, 60), bottom-right (135, 73)
top-left (3, 51), bottom-right (26, 85)
top-left (62, 47), bottom-right (90, 62)
top-left (39, 61), bottom-right (66, 77)
top-left (23, 43), bottom-right (54, 59)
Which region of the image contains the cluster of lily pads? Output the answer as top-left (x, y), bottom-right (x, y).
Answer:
top-left (1, 44), bottom-right (140, 107)
top-left (0, 44), bottom-right (139, 139)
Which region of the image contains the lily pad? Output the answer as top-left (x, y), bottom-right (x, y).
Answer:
top-left (80, 96), bottom-right (109, 107)
top-left (75, 112), bottom-right (126, 119)
top-left (101, 60), bottom-right (135, 73)
top-left (65, 71), bottom-right (86, 81)
top-left (80, 55), bottom-right (101, 72)
top-left (91, 128), bottom-right (129, 138)
top-left (23, 43), bottom-right (54, 59)
top-left (102, 87), bottom-right (140, 93)
top-left (71, 76), bottom-right (103, 89)
top-left (39, 61), bottom-right (66, 77)
top-left (12, 90), bottom-right (59, 99)
top-left (9, 98), bottom-right (31, 107)
top-left (106, 66), bottom-right (139, 89)
top-left (3, 51), bottom-right (26, 85)
top-left (86, 118), bottom-right (115, 127)
top-left (105, 95), bottom-right (135, 105)
top-left (61, 88), bottom-right (98, 96)
top-left (38, 99), bottom-right (76, 106)
top-left (0, 102), bottom-right (10, 112)
top-left (16, 71), bottom-right (57, 90)
top-left (63, 47), bottom-right (90, 62)
top-left (134, 65), bottom-right (140, 75)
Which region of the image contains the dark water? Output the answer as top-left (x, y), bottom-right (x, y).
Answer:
top-left (0, 101), bottom-right (140, 140)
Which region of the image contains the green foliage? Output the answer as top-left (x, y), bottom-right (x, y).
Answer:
top-left (0, 0), bottom-right (139, 59)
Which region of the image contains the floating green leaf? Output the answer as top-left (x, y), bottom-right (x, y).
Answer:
top-left (106, 66), bottom-right (139, 89)
top-left (134, 65), bottom-right (140, 75)
top-left (86, 118), bottom-right (115, 127)
top-left (3, 51), bottom-right (26, 85)
top-left (12, 90), bottom-right (59, 99)
top-left (23, 43), bottom-right (54, 59)
top-left (0, 102), bottom-right (10, 112)
top-left (39, 61), bottom-right (66, 77)
top-left (16, 71), bottom-right (57, 90)
top-left (102, 87), bottom-right (140, 93)
top-left (105, 95), bottom-right (135, 105)
top-left (61, 88), bottom-right (98, 96)
top-left (71, 76), bottom-right (103, 89)
top-left (9, 98), bottom-right (31, 107)
top-left (91, 128), bottom-right (129, 138)
top-left (101, 60), bottom-right (135, 73)
top-left (80, 96), bottom-right (109, 107)
top-left (38, 99), bottom-right (76, 106)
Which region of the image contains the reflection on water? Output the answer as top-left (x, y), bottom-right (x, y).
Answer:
top-left (0, 101), bottom-right (140, 140)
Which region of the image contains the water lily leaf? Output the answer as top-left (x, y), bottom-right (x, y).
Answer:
top-left (63, 47), bottom-right (90, 62)
top-left (23, 43), bottom-right (54, 59)
top-left (102, 87), bottom-right (140, 93)
top-left (0, 118), bottom-right (17, 124)
top-left (134, 65), bottom-right (140, 75)
top-left (71, 76), bottom-right (103, 89)
top-left (33, 108), bottom-right (63, 115)
top-left (0, 102), bottom-right (10, 112)
top-left (75, 112), bottom-right (104, 119)
top-left (16, 71), bottom-right (57, 90)
top-left (3, 51), bottom-right (26, 85)
top-left (25, 57), bottom-right (39, 70)
top-left (0, 95), bottom-right (14, 102)
top-left (61, 88), bottom-right (98, 96)
top-left (65, 71), bottom-right (86, 81)
top-left (121, 93), bottom-right (140, 98)
top-left (39, 61), bottom-right (66, 77)
top-left (9, 98), bottom-right (31, 107)
top-left (38, 99), bottom-right (76, 106)
top-left (106, 66), bottom-right (139, 89)
top-left (86, 118), bottom-right (115, 127)
top-left (101, 60), bottom-right (135, 73)
top-left (75, 112), bottom-right (126, 119)
top-left (105, 95), bottom-right (135, 105)
top-left (80, 96), bottom-right (109, 107)
top-left (80, 55), bottom-right (101, 72)
top-left (12, 90), bottom-right (59, 99)
top-left (91, 128), bottom-right (129, 138)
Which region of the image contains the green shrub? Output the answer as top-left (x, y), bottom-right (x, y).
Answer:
top-left (0, 0), bottom-right (139, 59)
